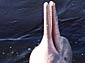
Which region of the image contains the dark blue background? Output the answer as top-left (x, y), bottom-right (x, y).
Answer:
top-left (0, 0), bottom-right (84, 63)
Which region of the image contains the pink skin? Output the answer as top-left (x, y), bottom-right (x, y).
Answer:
top-left (29, 1), bottom-right (72, 63)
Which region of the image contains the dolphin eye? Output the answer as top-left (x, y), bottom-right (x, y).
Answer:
top-left (64, 57), bottom-right (67, 60)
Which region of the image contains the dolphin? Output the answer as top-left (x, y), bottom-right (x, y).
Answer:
top-left (29, 1), bottom-right (72, 63)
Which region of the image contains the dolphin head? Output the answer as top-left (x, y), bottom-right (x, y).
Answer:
top-left (29, 1), bottom-right (72, 63)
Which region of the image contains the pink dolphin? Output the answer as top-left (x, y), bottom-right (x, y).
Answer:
top-left (29, 1), bottom-right (72, 63)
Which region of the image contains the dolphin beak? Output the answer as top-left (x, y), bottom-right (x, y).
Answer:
top-left (43, 1), bottom-right (60, 52)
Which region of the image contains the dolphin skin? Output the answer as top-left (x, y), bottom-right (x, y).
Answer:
top-left (29, 1), bottom-right (72, 63)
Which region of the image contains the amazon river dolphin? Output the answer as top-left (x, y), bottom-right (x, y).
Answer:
top-left (29, 1), bottom-right (72, 63)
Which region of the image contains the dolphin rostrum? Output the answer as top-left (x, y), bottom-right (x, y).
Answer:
top-left (29, 1), bottom-right (72, 63)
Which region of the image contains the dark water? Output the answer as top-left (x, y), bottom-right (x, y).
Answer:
top-left (0, 0), bottom-right (84, 63)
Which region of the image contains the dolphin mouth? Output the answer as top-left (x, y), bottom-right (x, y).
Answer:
top-left (44, 1), bottom-right (60, 52)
